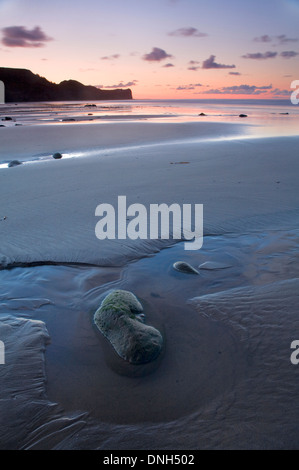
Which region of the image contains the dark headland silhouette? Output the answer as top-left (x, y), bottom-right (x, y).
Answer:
top-left (0, 67), bottom-right (133, 102)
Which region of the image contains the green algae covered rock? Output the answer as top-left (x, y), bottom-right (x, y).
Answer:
top-left (94, 290), bottom-right (163, 365)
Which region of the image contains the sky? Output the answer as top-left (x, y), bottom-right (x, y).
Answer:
top-left (0, 0), bottom-right (298, 99)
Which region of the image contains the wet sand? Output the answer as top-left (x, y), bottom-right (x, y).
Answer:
top-left (1, 230), bottom-right (299, 449)
top-left (1, 117), bottom-right (299, 449)
top-left (1, 132), bottom-right (299, 268)
top-left (0, 119), bottom-right (249, 164)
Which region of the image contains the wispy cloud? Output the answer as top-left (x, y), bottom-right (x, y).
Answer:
top-left (176, 85), bottom-right (195, 90)
top-left (276, 34), bottom-right (298, 44)
top-left (101, 54), bottom-right (120, 60)
top-left (103, 80), bottom-right (138, 88)
top-left (202, 55), bottom-right (235, 69)
top-left (168, 27), bottom-right (207, 38)
top-left (253, 34), bottom-right (298, 45)
top-left (254, 35), bottom-right (272, 43)
top-left (272, 88), bottom-right (291, 96)
top-left (176, 83), bottom-right (202, 90)
top-left (229, 72), bottom-right (241, 75)
top-left (243, 47), bottom-right (299, 60)
top-left (142, 47), bottom-right (173, 62)
top-left (242, 51), bottom-right (277, 59)
top-left (162, 63), bottom-right (175, 67)
top-left (187, 56), bottom-right (235, 70)
top-left (1, 25), bottom-right (52, 47)
top-left (203, 84), bottom-right (272, 95)
top-left (187, 60), bottom-right (200, 71)
top-left (280, 50), bottom-right (299, 58)
top-left (202, 89), bottom-right (222, 94)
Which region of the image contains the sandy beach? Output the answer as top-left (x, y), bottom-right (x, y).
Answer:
top-left (1, 119), bottom-right (299, 267)
top-left (1, 103), bottom-right (299, 449)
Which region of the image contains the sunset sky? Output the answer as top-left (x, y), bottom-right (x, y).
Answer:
top-left (0, 0), bottom-right (298, 99)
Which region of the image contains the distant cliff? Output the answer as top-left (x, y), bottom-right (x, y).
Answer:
top-left (0, 67), bottom-right (133, 102)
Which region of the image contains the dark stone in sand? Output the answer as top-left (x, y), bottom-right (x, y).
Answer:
top-left (173, 261), bottom-right (199, 275)
top-left (280, 112), bottom-right (289, 115)
top-left (94, 290), bottom-right (163, 365)
top-left (53, 152), bottom-right (63, 159)
top-left (8, 160), bottom-right (22, 167)
top-left (239, 114), bottom-right (248, 118)
top-left (0, 125), bottom-right (5, 127)
top-left (199, 112), bottom-right (206, 116)
top-left (2, 117), bottom-right (12, 121)
top-left (84, 104), bottom-right (97, 107)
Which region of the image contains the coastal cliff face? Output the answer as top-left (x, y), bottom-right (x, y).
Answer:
top-left (0, 67), bottom-right (133, 102)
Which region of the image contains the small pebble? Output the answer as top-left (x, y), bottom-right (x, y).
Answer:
top-left (53, 152), bottom-right (63, 159)
top-left (8, 160), bottom-right (22, 168)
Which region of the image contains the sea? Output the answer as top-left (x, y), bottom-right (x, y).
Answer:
top-left (1, 98), bottom-right (298, 134)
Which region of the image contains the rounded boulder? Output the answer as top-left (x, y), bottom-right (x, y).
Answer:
top-left (94, 290), bottom-right (163, 365)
